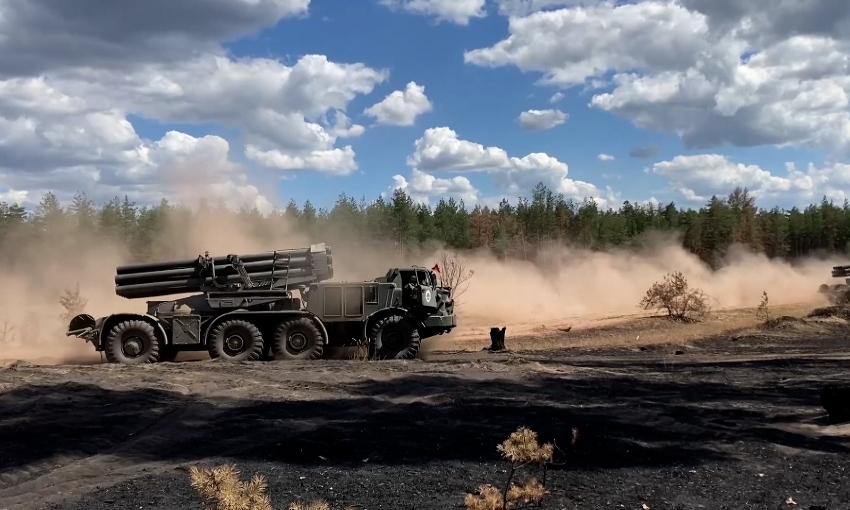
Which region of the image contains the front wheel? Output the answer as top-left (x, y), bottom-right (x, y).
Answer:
top-left (368, 315), bottom-right (420, 360)
top-left (207, 319), bottom-right (264, 362)
top-left (104, 320), bottom-right (161, 365)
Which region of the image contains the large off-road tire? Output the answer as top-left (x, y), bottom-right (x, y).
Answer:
top-left (272, 317), bottom-right (324, 360)
top-left (368, 315), bottom-right (420, 360)
top-left (104, 320), bottom-right (161, 365)
top-left (207, 319), bottom-right (264, 362)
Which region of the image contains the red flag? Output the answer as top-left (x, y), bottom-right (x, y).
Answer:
top-left (431, 263), bottom-right (441, 274)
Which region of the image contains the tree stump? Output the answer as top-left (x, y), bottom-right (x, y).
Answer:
top-left (820, 384), bottom-right (850, 423)
top-left (488, 327), bottom-right (507, 352)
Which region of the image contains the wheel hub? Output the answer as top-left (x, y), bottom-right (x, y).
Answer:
top-left (288, 332), bottom-right (307, 351)
top-left (122, 336), bottom-right (143, 357)
top-left (384, 331), bottom-right (404, 350)
top-left (225, 334), bottom-right (245, 352)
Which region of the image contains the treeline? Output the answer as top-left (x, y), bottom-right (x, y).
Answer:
top-left (1, 183), bottom-right (849, 268)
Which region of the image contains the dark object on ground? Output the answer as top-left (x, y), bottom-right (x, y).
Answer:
top-left (65, 244), bottom-right (457, 364)
top-left (820, 384), bottom-right (850, 423)
top-left (488, 326), bottom-right (506, 351)
top-left (808, 305), bottom-right (850, 320)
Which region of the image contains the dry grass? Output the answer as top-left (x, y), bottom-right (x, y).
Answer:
top-left (288, 501), bottom-right (331, 510)
top-left (188, 428), bottom-right (569, 510)
top-left (189, 463), bottom-right (339, 510)
top-left (755, 291), bottom-right (770, 323)
top-left (464, 426), bottom-right (572, 510)
top-left (189, 464), bottom-right (274, 510)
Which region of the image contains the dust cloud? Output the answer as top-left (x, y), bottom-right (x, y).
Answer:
top-left (0, 198), bottom-right (411, 365)
top-left (429, 231), bottom-right (843, 336)
top-left (0, 198), bottom-right (843, 365)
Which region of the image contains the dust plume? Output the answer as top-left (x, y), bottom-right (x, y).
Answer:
top-left (424, 231), bottom-right (843, 337)
top-left (0, 187), bottom-right (843, 365)
top-left (0, 191), bottom-right (412, 365)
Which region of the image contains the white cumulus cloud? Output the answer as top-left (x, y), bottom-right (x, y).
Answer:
top-left (378, 0), bottom-right (487, 25)
top-left (598, 153), bottom-right (615, 161)
top-left (651, 154), bottom-right (850, 204)
top-left (518, 109), bottom-right (568, 130)
top-left (464, 0), bottom-right (850, 152)
top-left (0, 0), bottom-right (394, 211)
top-left (389, 168), bottom-right (480, 204)
top-left (404, 126), bottom-right (618, 206)
top-left (364, 81), bottom-right (433, 126)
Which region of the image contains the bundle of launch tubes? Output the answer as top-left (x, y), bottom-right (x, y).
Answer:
top-left (112, 244), bottom-right (333, 299)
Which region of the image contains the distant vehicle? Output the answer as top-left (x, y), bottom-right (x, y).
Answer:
top-left (818, 265), bottom-right (850, 306)
top-left (66, 243), bottom-right (457, 364)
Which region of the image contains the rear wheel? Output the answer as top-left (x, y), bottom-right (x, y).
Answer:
top-left (272, 317), bottom-right (324, 360)
top-left (208, 319), bottom-right (264, 362)
top-left (104, 320), bottom-right (161, 365)
top-left (368, 315), bottom-right (420, 360)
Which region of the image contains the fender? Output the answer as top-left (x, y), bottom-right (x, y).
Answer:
top-left (202, 310), bottom-right (330, 346)
top-left (362, 307), bottom-right (421, 339)
top-left (97, 313), bottom-right (169, 351)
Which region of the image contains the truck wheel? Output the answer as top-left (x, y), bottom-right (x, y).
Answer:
top-left (368, 315), bottom-right (420, 360)
top-left (208, 319), bottom-right (264, 362)
top-left (272, 317), bottom-right (324, 360)
top-left (104, 320), bottom-right (161, 365)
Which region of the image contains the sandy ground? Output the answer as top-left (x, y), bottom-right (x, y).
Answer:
top-left (0, 304), bottom-right (849, 510)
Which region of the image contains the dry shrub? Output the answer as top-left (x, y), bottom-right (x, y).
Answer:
top-left (189, 464), bottom-right (273, 510)
top-left (465, 426), bottom-right (577, 510)
top-left (436, 249), bottom-right (475, 303)
top-left (189, 463), bottom-right (334, 510)
top-left (0, 319), bottom-right (15, 345)
top-left (59, 284), bottom-right (88, 322)
top-left (639, 271), bottom-right (710, 321)
top-left (755, 291), bottom-right (770, 323)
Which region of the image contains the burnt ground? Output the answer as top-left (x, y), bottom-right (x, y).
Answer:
top-left (1, 312), bottom-right (849, 510)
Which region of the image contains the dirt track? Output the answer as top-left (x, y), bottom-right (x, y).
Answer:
top-left (1, 310), bottom-right (849, 510)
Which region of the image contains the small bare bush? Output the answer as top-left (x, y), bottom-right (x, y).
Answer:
top-left (639, 271), bottom-right (710, 322)
top-left (0, 320), bottom-right (16, 345)
top-left (189, 464), bottom-right (273, 510)
top-left (465, 426), bottom-right (577, 510)
top-left (190, 464), bottom-right (336, 510)
top-left (435, 249), bottom-right (475, 303)
top-left (59, 283), bottom-right (88, 321)
top-left (755, 291), bottom-right (770, 323)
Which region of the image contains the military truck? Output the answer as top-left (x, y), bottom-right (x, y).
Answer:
top-left (66, 243), bottom-right (457, 364)
top-left (818, 264), bottom-right (850, 306)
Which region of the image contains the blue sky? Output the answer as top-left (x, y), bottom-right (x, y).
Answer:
top-left (0, 0), bottom-right (847, 212)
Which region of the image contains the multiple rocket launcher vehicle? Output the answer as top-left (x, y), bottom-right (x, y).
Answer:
top-left (66, 243), bottom-right (458, 364)
top-left (818, 265), bottom-right (850, 306)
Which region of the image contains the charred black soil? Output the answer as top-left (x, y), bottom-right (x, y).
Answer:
top-left (0, 315), bottom-right (849, 510)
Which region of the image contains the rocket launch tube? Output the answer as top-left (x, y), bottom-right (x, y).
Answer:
top-left (114, 267), bottom-right (332, 299)
top-left (115, 246), bottom-right (324, 275)
top-left (113, 257), bottom-right (316, 285)
top-left (115, 273), bottom-right (327, 299)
